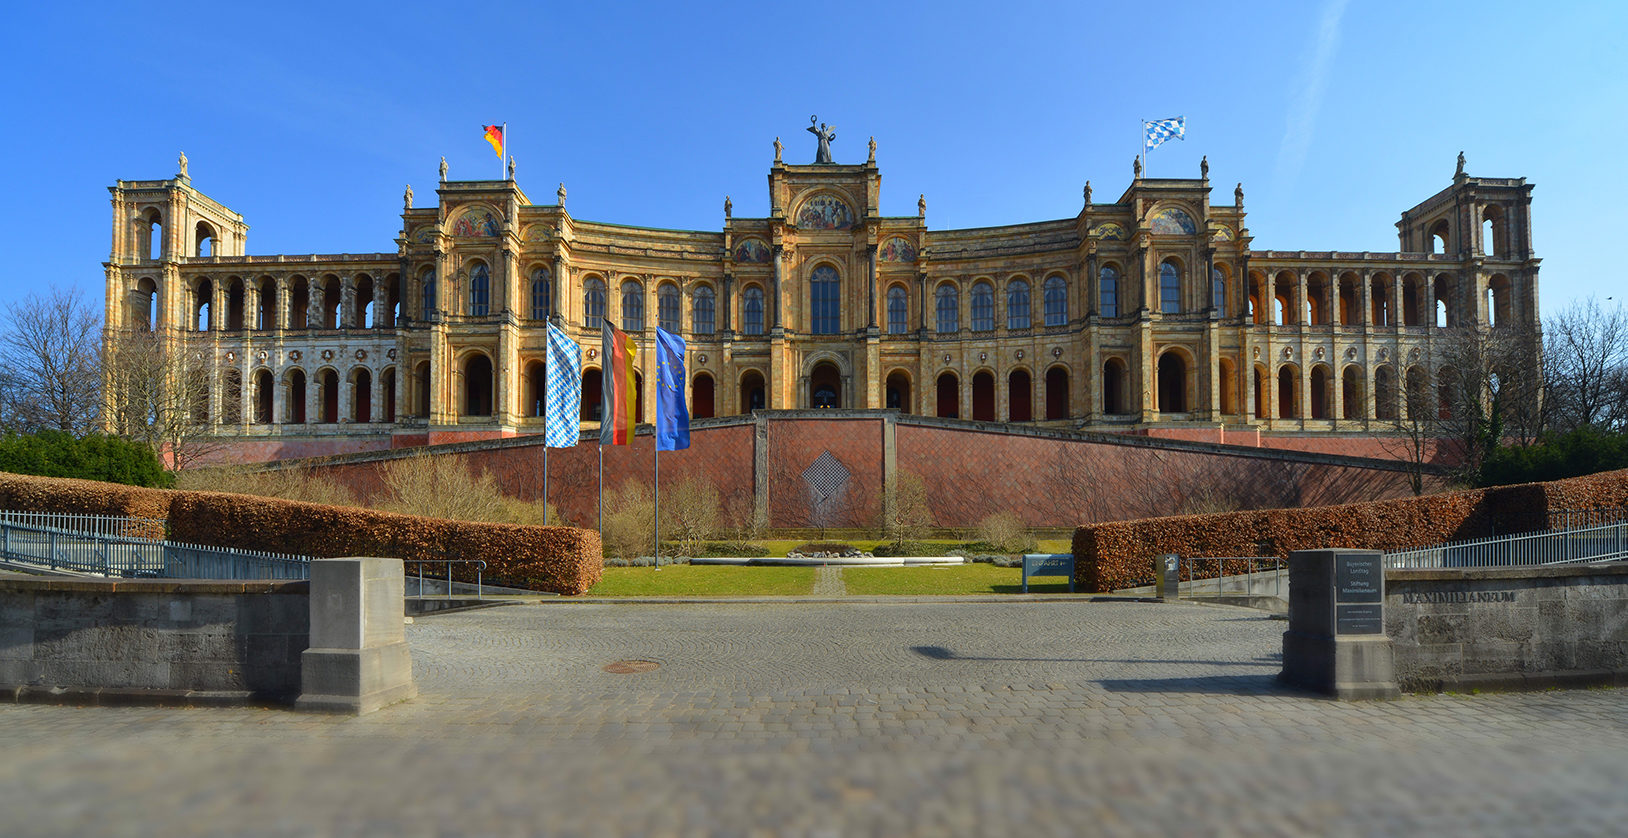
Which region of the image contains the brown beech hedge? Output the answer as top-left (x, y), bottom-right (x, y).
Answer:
top-left (1072, 468), bottom-right (1628, 592)
top-left (0, 472), bottom-right (601, 595)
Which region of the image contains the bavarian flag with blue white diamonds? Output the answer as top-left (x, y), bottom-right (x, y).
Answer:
top-left (1144, 117), bottom-right (1185, 152)
top-left (544, 323), bottom-right (581, 448)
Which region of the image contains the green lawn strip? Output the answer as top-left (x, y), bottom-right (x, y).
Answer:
top-left (841, 564), bottom-right (1073, 596)
top-left (589, 565), bottom-right (816, 597)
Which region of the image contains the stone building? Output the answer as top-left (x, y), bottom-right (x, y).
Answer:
top-left (101, 146), bottom-right (1539, 462)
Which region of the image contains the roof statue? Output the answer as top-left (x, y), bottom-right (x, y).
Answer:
top-left (807, 116), bottom-right (836, 164)
top-left (1235, 182), bottom-right (1244, 207)
top-left (773, 136), bottom-right (782, 164)
top-left (178, 151), bottom-right (188, 178)
top-left (507, 155), bottom-right (515, 180)
top-left (1200, 155), bottom-right (1209, 180)
top-left (868, 136), bottom-right (876, 163)
top-left (1084, 181), bottom-right (1092, 204)
top-left (404, 184), bottom-right (413, 210)
top-left (557, 182), bottom-right (567, 206)
top-left (918, 194), bottom-right (926, 218)
top-left (724, 195), bottom-right (732, 219)
top-left (439, 157), bottom-right (447, 182)
top-left (1456, 150), bottom-right (1466, 176)
top-left (1133, 156), bottom-right (1142, 178)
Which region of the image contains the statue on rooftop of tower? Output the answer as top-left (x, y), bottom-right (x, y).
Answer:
top-left (868, 136), bottom-right (876, 163)
top-left (439, 156), bottom-right (448, 182)
top-left (1133, 156), bottom-right (1142, 177)
top-left (1235, 182), bottom-right (1244, 206)
top-left (808, 116), bottom-right (836, 164)
top-left (507, 155), bottom-right (515, 180)
top-left (774, 136), bottom-right (783, 164)
top-left (918, 194), bottom-right (926, 218)
top-left (178, 151), bottom-right (188, 178)
top-left (1456, 150), bottom-right (1466, 176)
top-left (404, 184), bottom-right (413, 210)
top-left (557, 182), bottom-right (567, 206)
top-left (1201, 155), bottom-right (1209, 180)
top-left (724, 195), bottom-right (732, 218)
top-left (1084, 181), bottom-right (1092, 204)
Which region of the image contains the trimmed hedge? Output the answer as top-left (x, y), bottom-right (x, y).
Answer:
top-left (0, 472), bottom-right (601, 595)
top-left (1072, 468), bottom-right (1628, 592)
top-left (0, 432), bottom-right (172, 488)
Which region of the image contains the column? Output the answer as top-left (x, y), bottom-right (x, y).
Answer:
top-left (373, 280), bottom-right (388, 329)
top-left (551, 255), bottom-right (567, 325)
top-left (771, 246), bottom-right (784, 330)
top-left (866, 245), bottom-right (878, 329)
top-left (1392, 273), bottom-right (1406, 330)
top-left (307, 367), bottom-right (320, 424)
top-left (721, 274), bottom-right (734, 332)
top-left (340, 278), bottom-right (356, 328)
top-left (916, 273), bottom-right (927, 333)
top-left (1296, 270), bottom-right (1309, 325)
top-left (308, 279), bottom-right (322, 330)
top-left (271, 369), bottom-right (284, 427)
top-left (1361, 271), bottom-right (1374, 326)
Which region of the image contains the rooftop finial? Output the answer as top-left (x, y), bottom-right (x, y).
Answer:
top-left (808, 116), bottom-right (836, 164)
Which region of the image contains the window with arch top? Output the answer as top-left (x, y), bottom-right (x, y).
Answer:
top-left (1043, 276), bottom-right (1068, 326)
top-left (1212, 267), bottom-right (1226, 315)
top-left (583, 277), bottom-right (606, 328)
top-left (742, 286), bottom-right (765, 336)
top-left (421, 269), bottom-right (437, 318)
top-left (935, 284), bottom-right (959, 333)
top-left (621, 280), bottom-right (644, 331)
top-left (1099, 266), bottom-right (1118, 317)
top-left (810, 265), bottom-right (840, 334)
top-left (886, 285), bottom-right (908, 334)
top-left (970, 281), bottom-right (994, 332)
top-left (530, 268), bottom-right (551, 321)
top-left (657, 284), bottom-right (680, 332)
top-left (469, 263), bottom-right (490, 316)
top-left (692, 285), bottom-right (715, 334)
top-left (1159, 261), bottom-right (1181, 314)
top-left (1006, 279), bottom-right (1031, 330)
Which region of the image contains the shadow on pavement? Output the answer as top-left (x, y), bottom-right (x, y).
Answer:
top-left (910, 645), bottom-right (1282, 668)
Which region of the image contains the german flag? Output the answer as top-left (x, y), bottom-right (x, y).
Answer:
top-left (482, 124), bottom-right (504, 158)
top-left (600, 321), bottom-right (637, 445)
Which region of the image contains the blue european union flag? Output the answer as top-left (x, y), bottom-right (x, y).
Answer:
top-left (655, 327), bottom-right (689, 451)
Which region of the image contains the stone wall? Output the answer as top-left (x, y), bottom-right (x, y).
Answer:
top-left (0, 575), bottom-right (308, 704)
top-left (1385, 564), bottom-right (1628, 693)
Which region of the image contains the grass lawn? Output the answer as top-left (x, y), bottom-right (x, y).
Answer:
top-left (589, 565), bottom-right (816, 597)
top-left (842, 563), bottom-right (1073, 596)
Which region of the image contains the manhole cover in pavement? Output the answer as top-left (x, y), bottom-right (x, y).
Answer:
top-left (602, 660), bottom-right (660, 674)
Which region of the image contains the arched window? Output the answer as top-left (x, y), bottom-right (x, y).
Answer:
top-left (469, 264), bottom-right (490, 316)
top-left (195, 221), bottom-right (216, 258)
top-left (1043, 276), bottom-right (1068, 326)
top-left (970, 281), bottom-right (994, 331)
top-left (531, 268), bottom-right (551, 320)
top-left (692, 286), bottom-right (715, 334)
top-left (935, 284), bottom-right (959, 333)
top-left (1212, 268), bottom-right (1227, 315)
top-left (463, 354), bottom-right (493, 416)
top-left (583, 277), bottom-right (606, 328)
top-left (810, 265), bottom-right (840, 334)
top-left (1159, 261), bottom-right (1181, 314)
top-left (621, 280), bottom-right (644, 331)
top-left (743, 286), bottom-right (765, 336)
top-left (886, 286), bottom-right (908, 334)
top-left (657, 284), bottom-right (680, 332)
top-left (1006, 279), bottom-right (1031, 330)
top-left (1099, 266), bottom-right (1119, 318)
top-left (420, 270), bottom-right (436, 319)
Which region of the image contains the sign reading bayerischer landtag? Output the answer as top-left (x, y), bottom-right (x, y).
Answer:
top-left (1334, 552), bottom-right (1384, 635)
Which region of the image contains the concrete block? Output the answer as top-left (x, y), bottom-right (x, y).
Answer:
top-left (297, 642), bottom-right (416, 715)
top-left (298, 557), bottom-right (414, 715)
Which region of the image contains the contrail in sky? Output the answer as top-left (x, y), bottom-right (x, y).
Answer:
top-left (1275, 0), bottom-right (1351, 192)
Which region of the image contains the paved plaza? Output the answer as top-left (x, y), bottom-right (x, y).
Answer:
top-left (2, 598), bottom-right (1625, 837)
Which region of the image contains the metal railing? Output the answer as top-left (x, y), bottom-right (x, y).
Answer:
top-left (0, 510), bottom-right (165, 541)
top-left (406, 560), bottom-right (488, 600)
top-left (1178, 556), bottom-right (1287, 599)
top-left (1385, 519), bottom-right (1628, 569)
top-left (0, 511), bottom-right (311, 580)
top-left (1549, 507), bottom-right (1628, 532)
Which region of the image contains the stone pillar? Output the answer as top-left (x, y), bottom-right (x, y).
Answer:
top-left (297, 557), bottom-right (417, 715)
top-left (1279, 549), bottom-right (1398, 700)
top-left (771, 246), bottom-right (784, 331)
top-left (340, 278), bottom-right (356, 329)
top-left (1392, 274), bottom-right (1406, 330)
top-left (551, 255), bottom-right (567, 326)
top-left (373, 280), bottom-right (388, 329)
top-left (721, 274), bottom-right (734, 332)
top-left (866, 245), bottom-right (878, 329)
top-left (1296, 270), bottom-right (1308, 325)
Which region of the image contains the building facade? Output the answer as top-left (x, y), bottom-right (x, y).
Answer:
top-left (102, 148), bottom-right (1539, 461)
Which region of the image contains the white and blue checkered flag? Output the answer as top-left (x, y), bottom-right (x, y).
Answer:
top-left (1144, 117), bottom-right (1185, 152)
top-left (544, 323), bottom-right (581, 448)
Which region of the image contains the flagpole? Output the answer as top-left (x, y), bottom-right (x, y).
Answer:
top-left (542, 443), bottom-right (549, 527)
top-left (1139, 118), bottom-right (1146, 179)
top-left (653, 432), bottom-right (660, 570)
top-left (597, 443), bottom-right (604, 538)
top-left (502, 122), bottom-right (508, 180)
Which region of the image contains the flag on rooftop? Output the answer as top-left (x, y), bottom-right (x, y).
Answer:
top-left (1144, 117), bottom-right (1185, 152)
top-left (482, 124), bottom-right (505, 158)
top-left (654, 327), bottom-right (690, 451)
top-left (544, 323), bottom-right (581, 448)
top-left (599, 321), bottom-right (637, 446)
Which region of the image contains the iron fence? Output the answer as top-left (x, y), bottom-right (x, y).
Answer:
top-left (0, 511), bottom-right (311, 580)
top-left (1385, 520), bottom-right (1628, 569)
top-left (405, 560), bottom-right (488, 599)
top-left (0, 510), bottom-right (165, 541)
top-left (1178, 556), bottom-right (1287, 599)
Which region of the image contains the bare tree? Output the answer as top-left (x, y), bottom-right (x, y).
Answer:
top-left (1544, 297), bottom-right (1628, 433)
top-left (0, 287), bottom-right (103, 435)
top-left (103, 331), bottom-right (224, 471)
top-left (879, 470), bottom-right (935, 548)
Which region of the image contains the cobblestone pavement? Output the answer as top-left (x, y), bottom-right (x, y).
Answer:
top-left (810, 566), bottom-right (846, 596)
top-left (3, 600), bottom-right (1627, 837)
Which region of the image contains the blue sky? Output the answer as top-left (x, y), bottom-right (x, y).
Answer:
top-left (2, 0), bottom-right (1623, 316)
